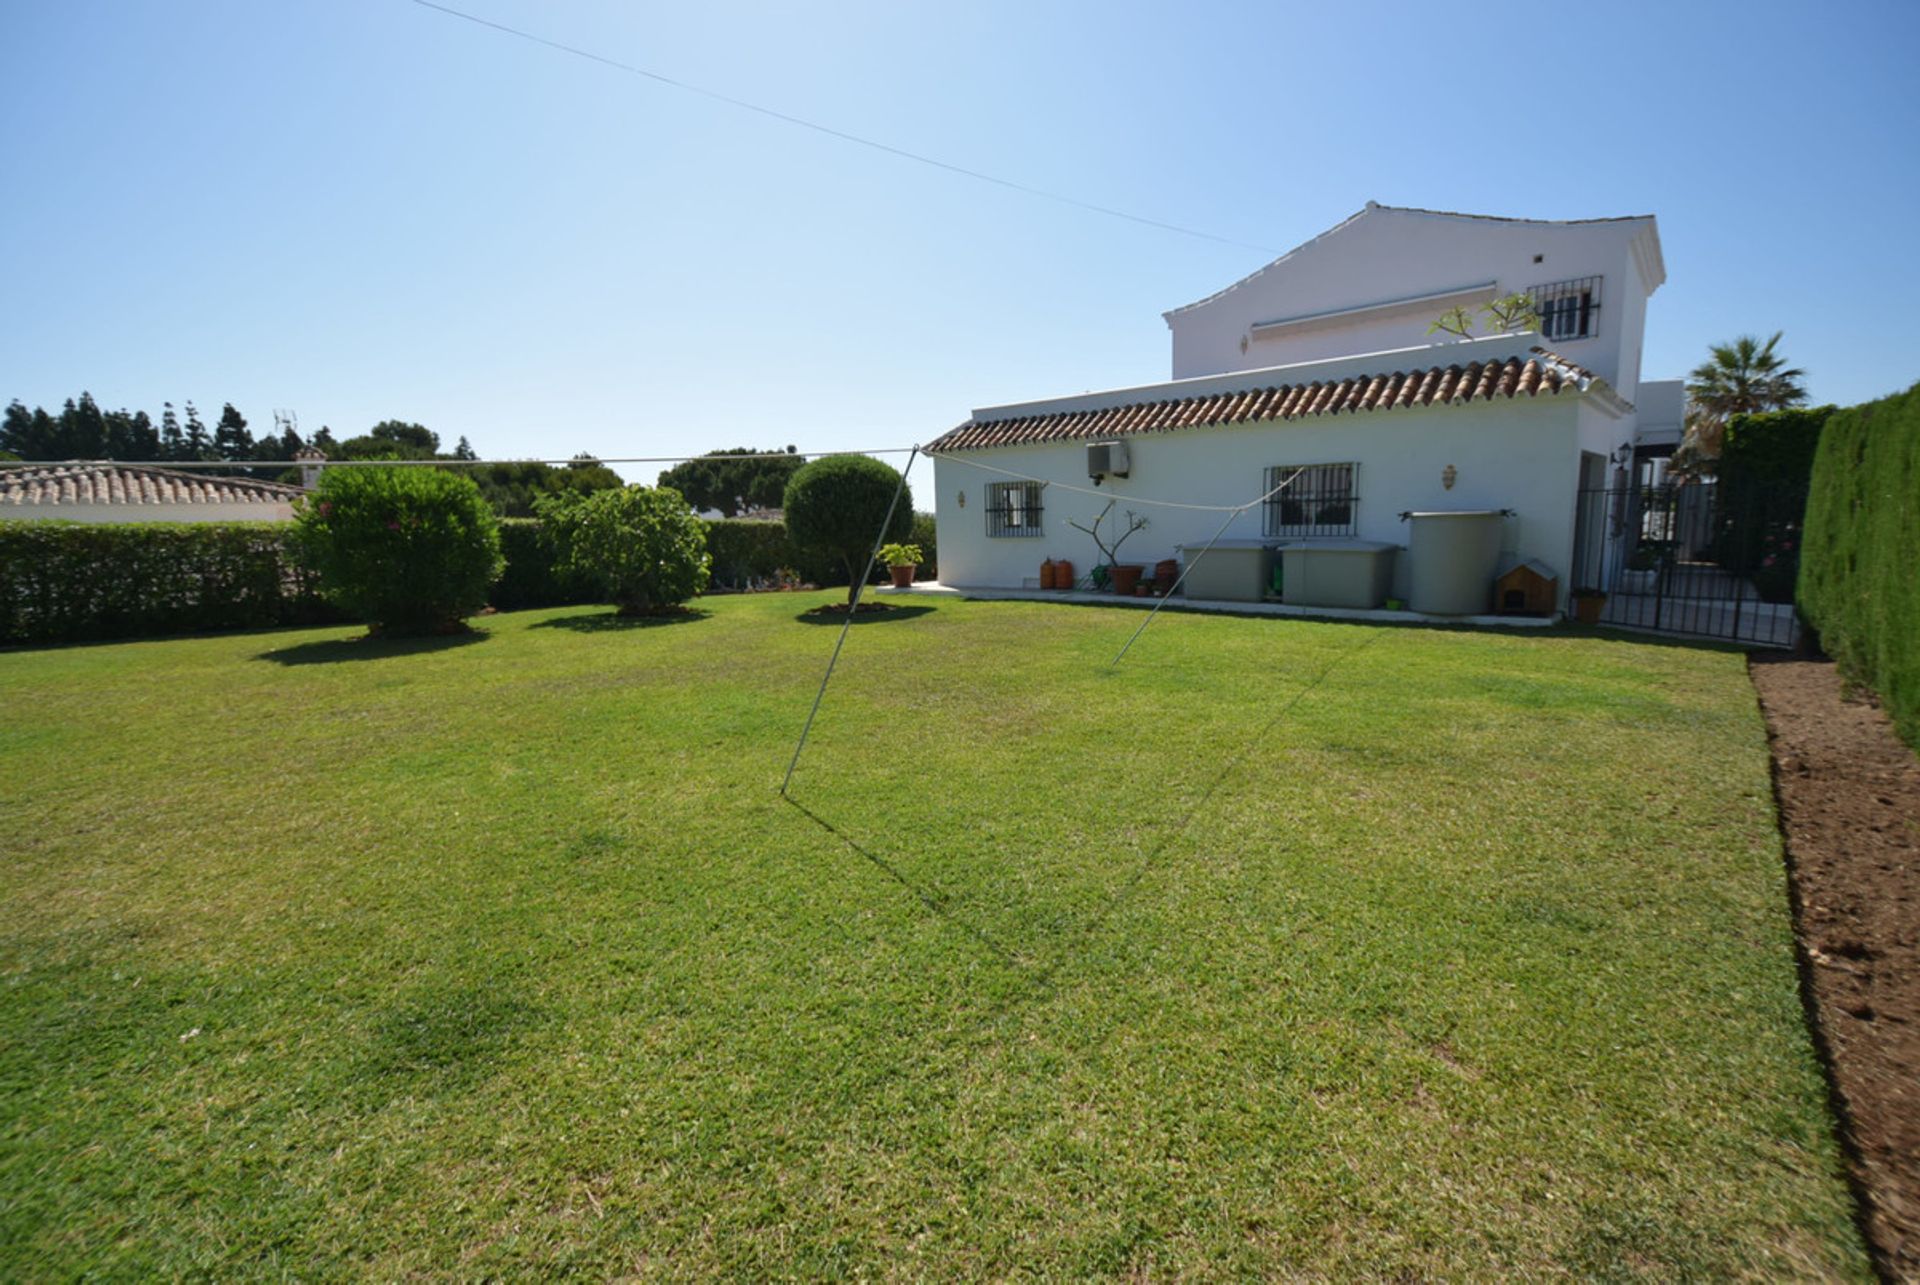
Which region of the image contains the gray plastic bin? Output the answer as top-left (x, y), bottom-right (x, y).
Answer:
top-left (1276, 540), bottom-right (1398, 609)
top-left (1176, 538), bottom-right (1271, 602)
top-left (1404, 510), bottom-right (1506, 615)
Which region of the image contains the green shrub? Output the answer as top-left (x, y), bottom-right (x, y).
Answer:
top-left (536, 485), bottom-right (710, 614)
top-left (0, 521), bottom-right (338, 645)
top-left (492, 519), bottom-right (601, 610)
top-left (1799, 382), bottom-right (1920, 748)
top-left (877, 542), bottom-right (922, 568)
top-left (783, 455), bottom-right (913, 604)
top-left (290, 467), bottom-right (503, 634)
top-left (909, 511), bottom-right (937, 582)
top-left (1720, 405), bottom-right (1835, 487)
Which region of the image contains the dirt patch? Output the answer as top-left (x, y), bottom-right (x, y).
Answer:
top-left (1751, 654), bottom-right (1920, 1279)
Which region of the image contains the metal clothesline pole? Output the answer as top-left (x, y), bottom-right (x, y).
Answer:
top-left (780, 446), bottom-right (920, 796)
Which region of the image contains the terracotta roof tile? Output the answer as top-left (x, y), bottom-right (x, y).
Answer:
top-left (928, 348), bottom-right (1606, 453)
top-left (0, 463), bottom-right (306, 510)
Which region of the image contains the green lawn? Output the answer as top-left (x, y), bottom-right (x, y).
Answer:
top-left (0, 594), bottom-right (1867, 1277)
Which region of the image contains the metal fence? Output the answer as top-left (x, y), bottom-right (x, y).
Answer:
top-left (1570, 478), bottom-right (1808, 647)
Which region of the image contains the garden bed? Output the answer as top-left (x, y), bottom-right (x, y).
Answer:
top-left (1752, 654), bottom-right (1920, 1278)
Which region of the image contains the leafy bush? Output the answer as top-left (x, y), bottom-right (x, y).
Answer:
top-left (783, 455), bottom-right (913, 604)
top-left (289, 467), bottom-right (503, 634)
top-left (1721, 405), bottom-right (1835, 487)
top-left (0, 521), bottom-right (338, 645)
top-left (536, 484), bottom-right (710, 614)
top-left (1799, 381), bottom-right (1920, 748)
top-left (877, 542), bottom-right (922, 567)
top-left (491, 519), bottom-right (601, 610)
top-left (909, 511), bottom-right (937, 582)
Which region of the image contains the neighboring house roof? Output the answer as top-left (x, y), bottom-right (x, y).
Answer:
top-left (1163, 201), bottom-right (1665, 320)
top-left (927, 347), bottom-right (1621, 453)
top-left (0, 463), bottom-right (306, 510)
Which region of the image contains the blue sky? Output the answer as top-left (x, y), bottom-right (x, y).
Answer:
top-left (3, 0), bottom-right (1916, 474)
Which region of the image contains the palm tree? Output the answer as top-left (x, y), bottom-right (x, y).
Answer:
top-left (1676, 331), bottom-right (1807, 469)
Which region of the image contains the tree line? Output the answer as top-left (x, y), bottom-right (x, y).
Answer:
top-left (0, 393), bottom-right (625, 517)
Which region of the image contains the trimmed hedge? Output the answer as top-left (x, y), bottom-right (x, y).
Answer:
top-left (0, 521), bottom-right (338, 645)
top-left (1799, 381), bottom-right (1920, 748)
top-left (1, 508), bottom-right (950, 646)
top-left (491, 520), bottom-right (600, 610)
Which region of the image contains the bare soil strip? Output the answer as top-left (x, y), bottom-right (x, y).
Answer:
top-left (1752, 655), bottom-right (1920, 1280)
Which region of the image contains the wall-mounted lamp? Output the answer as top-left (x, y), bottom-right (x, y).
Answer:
top-left (1441, 464), bottom-right (1457, 490)
top-left (957, 490), bottom-right (966, 509)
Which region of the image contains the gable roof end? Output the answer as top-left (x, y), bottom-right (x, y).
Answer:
top-left (1163, 202), bottom-right (1664, 321)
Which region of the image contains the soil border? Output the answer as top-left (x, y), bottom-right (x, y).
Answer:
top-left (1752, 653), bottom-right (1919, 1281)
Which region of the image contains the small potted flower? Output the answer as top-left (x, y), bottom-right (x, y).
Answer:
top-left (879, 542), bottom-right (923, 588)
top-left (1570, 586), bottom-right (1607, 625)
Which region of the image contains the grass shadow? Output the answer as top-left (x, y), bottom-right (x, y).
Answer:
top-left (256, 631), bottom-right (489, 666)
top-left (781, 795), bottom-right (1024, 970)
top-left (793, 604), bottom-right (937, 626)
top-left (532, 608), bottom-right (711, 633)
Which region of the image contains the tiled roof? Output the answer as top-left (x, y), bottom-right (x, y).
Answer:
top-left (929, 348), bottom-right (1610, 453)
top-left (0, 463), bottom-right (306, 509)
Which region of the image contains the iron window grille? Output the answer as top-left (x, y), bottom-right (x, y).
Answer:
top-left (985, 480), bottom-right (1044, 537)
top-left (1530, 275), bottom-right (1601, 342)
top-left (1263, 463), bottom-right (1357, 537)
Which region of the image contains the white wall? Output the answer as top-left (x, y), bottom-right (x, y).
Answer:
top-left (1166, 206), bottom-right (1660, 400)
top-left (934, 394), bottom-right (1586, 606)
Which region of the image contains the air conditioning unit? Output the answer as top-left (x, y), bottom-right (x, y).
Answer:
top-left (1087, 440), bottom-right (1130, 483)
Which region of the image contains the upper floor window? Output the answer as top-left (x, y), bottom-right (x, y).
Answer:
top-left (985, 481), bottom-right (1044, 537)
top-left (1263, 463), bottom-right (1356, 538)
top-left (1531, 276), bottom-right (1601, 342)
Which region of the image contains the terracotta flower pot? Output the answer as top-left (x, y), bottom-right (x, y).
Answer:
top-left (1053, 559), bottom-right (1074, 590)
top-left (1040, 558), bottom-right (1056, 590)
top-left (888, 564), bottom-right (916, 588)
top-left (1109, 564), bottom-right (1145, 595)
top-left (1571, 594), bottom-right (1605, 625)
top-left (1153, 558), bottom-right (1179, 592)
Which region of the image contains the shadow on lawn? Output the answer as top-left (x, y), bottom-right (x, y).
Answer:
top-left (793, 604), bottom-right (936, 626)
top-left (532, 609), bottom-right (711, 633)
top-left (256, 631), bottom-right (489, 666)
top-left (781, 795), bottom-right (1024, 969)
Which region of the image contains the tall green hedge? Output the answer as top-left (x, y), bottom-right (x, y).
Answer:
top-left (1, 509), bottom-right (947, 647)
top-left (491, 520), bottom-right (600, 610)
top-left (1799, 381), bottom-right (1920, 748)
top-left (0, 521), bottom-right (339, 645)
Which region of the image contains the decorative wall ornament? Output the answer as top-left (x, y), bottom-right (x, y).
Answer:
top-left (1442, 464), bottom-right (1458, 490)
top-left (957, 490), bottom-right (966, 509)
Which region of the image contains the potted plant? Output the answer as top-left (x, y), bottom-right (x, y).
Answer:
top-left (1066, 501), bottom-right (1149, 596)
top-left (1620, 544), bottom-right (1659, 594)
top-left (1570, 586), bottom-right (1607, 625)
top-left (879, 542), bottom-right (922, 588)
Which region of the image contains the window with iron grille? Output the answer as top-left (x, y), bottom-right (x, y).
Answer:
top-left (1263, 463), bottom-right (1357, 537)
top-left (985, 480), bottom-right (1044, 537)
top-left (1530, 275), bottom-right (1601, 341)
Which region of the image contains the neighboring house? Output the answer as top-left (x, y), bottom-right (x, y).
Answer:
top-left (928, 202), bottom-right (1684, 612)
top-left (0, 463), bottom-right (307, 523)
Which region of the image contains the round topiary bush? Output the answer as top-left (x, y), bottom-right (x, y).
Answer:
top-left (290, 466), bottom-right (504, 635)
top-left (535, 484), bottom-right (711, 615)
top-left (782, 455), bottom-right (913, 604)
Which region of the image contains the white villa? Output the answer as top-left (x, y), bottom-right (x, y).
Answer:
top-left (926, 202), bottom-right (1680, 615)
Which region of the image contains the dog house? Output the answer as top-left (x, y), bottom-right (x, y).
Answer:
top-left (1494, 558), bottom-right (1559, 616)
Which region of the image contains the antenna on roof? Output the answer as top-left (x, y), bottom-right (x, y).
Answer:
top-left (273, 409), bottom-right (299, 440)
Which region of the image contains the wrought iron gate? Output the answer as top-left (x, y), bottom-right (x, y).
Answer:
top-left (1570, 477), bottom-right (1808, 647)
